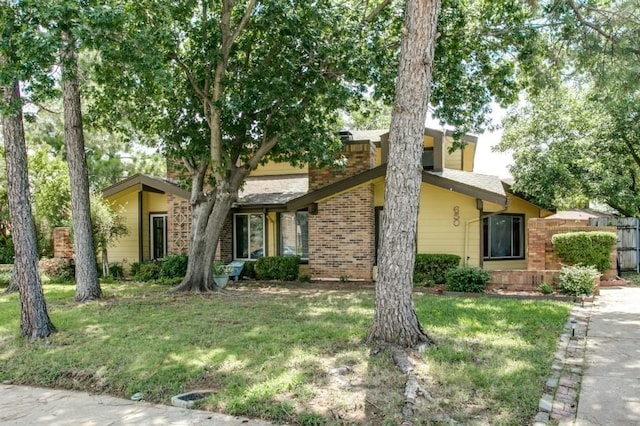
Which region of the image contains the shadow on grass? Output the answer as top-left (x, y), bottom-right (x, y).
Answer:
top-left (0, 283), bottom-right (571, 425)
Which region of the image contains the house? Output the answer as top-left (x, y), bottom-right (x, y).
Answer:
top-left (102, 128), bottom-right (553, 280)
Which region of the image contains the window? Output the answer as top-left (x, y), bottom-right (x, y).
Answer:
top-left (279, 211), bottom-right (308, 261)
top-left (234, 213), bottom-right (264, 260)
top-left (483, 214), bottom-right (524, 259)
top-left (150, 214), bottom-right (167, 260)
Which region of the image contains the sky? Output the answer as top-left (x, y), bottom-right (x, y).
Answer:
top-left (427, 105), bottom-right (513, 179)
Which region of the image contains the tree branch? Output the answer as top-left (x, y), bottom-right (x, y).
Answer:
top-left (171, 53), bottom-right (213, 117)
top-left (566, 0), bottom-right (640, 57)
top-left (362, 0), bottom-right (394, 24)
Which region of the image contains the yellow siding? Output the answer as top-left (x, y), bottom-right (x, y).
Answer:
top-left (444, 138), bottom-right (463, 170)
top-left (417, 184), bottom-right (482, 266)
top-left (374, 181), bottom-right (385, 206)
top-left (483, 259), bottom-right (527, 270)
top-left (250, 161), bottom-right (307, 176)
top-left (266, 212), bottom-right (277, 256)
top-left (105, 190), bottom-right (139, 268)
top-left (462, 143), bottom-right (475, 172)
top-left (423, 135), bottom-right (434, 148)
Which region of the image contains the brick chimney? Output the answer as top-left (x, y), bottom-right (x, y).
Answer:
top-left (308, 138), bottom-right (377, 190)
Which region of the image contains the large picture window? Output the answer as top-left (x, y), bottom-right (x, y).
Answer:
top-left (278, 211), bottom-right (308, 261)
top-left (483, 214), bottom-right (524, 260)
top-left (234, 213), bottom-right (264, 260)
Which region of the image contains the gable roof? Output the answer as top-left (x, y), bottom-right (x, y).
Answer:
top-left (102, 174), bottom-right (190, 199)
top-left (286, 164), bottom-right (508, 211)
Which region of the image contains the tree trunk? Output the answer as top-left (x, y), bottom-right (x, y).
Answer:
top-left (61, 31), bottom-right (101, 301)
top-left (2, 78), bottom-right (56, 338)
top-left (366, 0), bottom-right (441, 349)
top-left (173, 190), bottom-right (235, 292)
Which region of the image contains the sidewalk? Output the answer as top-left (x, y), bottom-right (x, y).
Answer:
top-left (574, 286), bottom-right (640, 425)
top-left (0, 384), bottom-right (273, 425)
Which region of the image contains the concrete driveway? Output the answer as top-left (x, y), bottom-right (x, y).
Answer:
top-left (575, 286), bottom-right (640, 425)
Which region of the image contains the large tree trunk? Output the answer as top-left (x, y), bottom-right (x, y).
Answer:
top-left (2, 79), bottom-right (56, 338)
top-left (366, 0), bottom-right (441, 349)
top-left (61, 31), bottom-right (101, 302)
top-left (173, 190), bottom-right (235, 292)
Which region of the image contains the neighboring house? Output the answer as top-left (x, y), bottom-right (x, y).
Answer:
top-left (102, 128), bottom-right (553, 280)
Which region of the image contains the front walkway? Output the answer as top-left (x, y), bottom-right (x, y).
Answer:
top-left (0, 384), bottom-right (273, 425)
top-left (575, 286), bottom-right (640, 425)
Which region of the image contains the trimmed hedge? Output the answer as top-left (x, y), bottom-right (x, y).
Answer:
top-left (255, 256), bottom-right (300, 281)
top-left (414, 253), bottom-right (461, 286)
top-left (552, 231), bottom-right (617, 272)
top-left (445, 266), bottom-right (489, 293)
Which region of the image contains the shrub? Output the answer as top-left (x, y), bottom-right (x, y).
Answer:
top-left (558, 265), bottom-right (599, 296)
top-left (445, 266), bottom-right (489, 293)
top-left (414, 254), bottom-right (461, 285)
top-left (107, 263), bottom-right (125, 280)
top-left (254, 256), bottom-right (300, 281)
top-left (132, 261), bottom-right (162, 281)
top-left (0, 235), bottom-right (14, 264)
top-left (298, 274), bottom-right (311, 283)
top-left (160, 254), bottom-right (188, 279)
top-left (242, 261), bottom-right (256, 279)
top-left (39, 258), bottom-right (75, 282)
top-left (538, 282), bottom-right (553, 295)
top-left (552, 231), bottom-right (617, 273)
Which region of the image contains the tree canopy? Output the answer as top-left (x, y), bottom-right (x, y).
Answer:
top-left (496, 0), bottom-right (640, 215)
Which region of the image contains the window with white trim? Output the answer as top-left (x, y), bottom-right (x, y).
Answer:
top-left (483, 214), bottom-right (524, 259)
top-left (233, 213), bottom-right (264, 260)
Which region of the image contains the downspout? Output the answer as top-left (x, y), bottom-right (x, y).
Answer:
top-left (138, 188), bottom-right (143, 263)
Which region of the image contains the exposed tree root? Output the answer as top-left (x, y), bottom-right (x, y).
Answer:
top-left (391, 346), bottom-right (433, 423)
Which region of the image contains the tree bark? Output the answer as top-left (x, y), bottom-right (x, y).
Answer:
top-left (61, 30), bottom-right (101, 301)
top-left (2, 78), bottom-right (56, 338)
top-left (173, 189), bottom-right (236, 292)
top-left (366, 0), bottom-right (441, 349)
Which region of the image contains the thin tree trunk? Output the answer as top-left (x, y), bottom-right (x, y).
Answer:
top-left (2, 78), bottom-right (56, 338)
top-left (61, 30), bottom-right (101, 301)
top-left (366, 0), bottom-right (441, 349)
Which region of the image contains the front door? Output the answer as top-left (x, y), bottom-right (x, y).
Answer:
top-left (150, 214), bottom-right (167, 260)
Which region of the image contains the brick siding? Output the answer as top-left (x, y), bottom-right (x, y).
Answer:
top-left (308, 185), bottom-right (375, 280)
top-left (307, 141), bottom-right (377, 280)
top-left (52, 227), bottom-right (74, 259)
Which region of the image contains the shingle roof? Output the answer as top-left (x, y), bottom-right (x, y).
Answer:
top-left (236, 175), bottom-right (308, 207)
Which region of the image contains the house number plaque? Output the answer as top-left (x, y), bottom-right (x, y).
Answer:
top-left (453, 206), bottom-right (460, 226)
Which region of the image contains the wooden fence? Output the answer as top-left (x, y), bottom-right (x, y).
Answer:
top-left (588, 217), bottom-right (640, 273)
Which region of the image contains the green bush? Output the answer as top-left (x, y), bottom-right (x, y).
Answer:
top-left (132, 261), bottom-right (162, 281)
top-left (538, 282), bottom-right (553, 295)
top-left (108, 263), bottom-right (125, 280)
top-left (242, 261), bottom-right (256, 279)
top-left (39, 258), bottom-right (75, 282)
top-left (160, 254), bottom-right (188, 279)
top-left (254, 256), bottom-right (300, 281)
top-left (445, 266), bottom-right (489, 293)
top-left (558, 265), bottom-right (599, 296)
top-left (414, 253), bottom-right (461, 285)
top-left (552, 231), bottom-right (617, 273)
top-left (0, 235), bottom-right (14, 264)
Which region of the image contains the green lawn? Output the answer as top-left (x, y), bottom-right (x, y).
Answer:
top-left (0, 281), bottom-right (571, 425)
